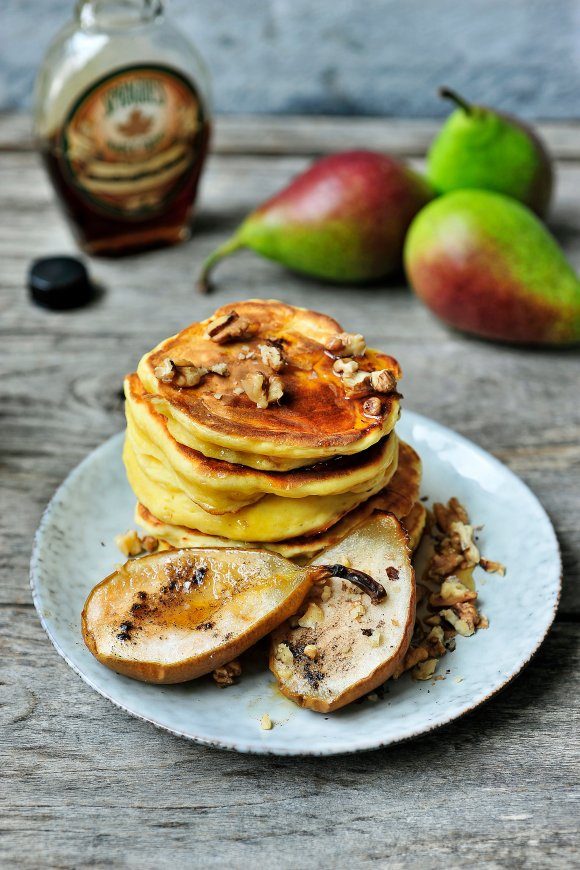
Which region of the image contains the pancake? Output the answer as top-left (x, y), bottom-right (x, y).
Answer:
top-left (135, 440), bottom-right (422, 559)
top-left (137, 299), bottom-right (401, 463)
top-left (125, 373), bottom-right (399, 514)
top-left (124, 436), bottom-right (399, 542)
top-left (401, 501), bottom-right (427, 551)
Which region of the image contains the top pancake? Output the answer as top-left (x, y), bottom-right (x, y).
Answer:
top-left (137, 299), bottom-right (401, 462)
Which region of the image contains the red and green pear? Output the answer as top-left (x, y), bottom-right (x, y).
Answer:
top-left (404, 189), bottom-right (580, 345)
top-left (198, 151), bottom-right (433, 291)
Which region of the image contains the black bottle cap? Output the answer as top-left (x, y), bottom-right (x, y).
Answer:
top-left (28, 256), bottom-right (94, 311)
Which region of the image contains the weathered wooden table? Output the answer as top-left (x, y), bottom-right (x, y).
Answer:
top-left (1, 114), bottom-right (578, 868)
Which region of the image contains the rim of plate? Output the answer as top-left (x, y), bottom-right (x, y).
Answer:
top-left (29, 411), bottom-right (562, 756)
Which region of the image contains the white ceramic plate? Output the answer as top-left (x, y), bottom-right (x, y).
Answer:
top-left (30, 411), bottom-right (561, 755)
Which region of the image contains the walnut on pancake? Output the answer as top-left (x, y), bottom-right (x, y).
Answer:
top-left (205, 311), bottom-right (259, 344)
top-left (153, 359), bottom-right (229, 388)
top-left (325, 332), bottom-right (367, 358)
top-left (240, 371), bottom-right (284, 409)
top-left (332, 357), bottom-right (398, 398)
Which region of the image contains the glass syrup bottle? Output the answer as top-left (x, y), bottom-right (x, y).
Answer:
top-left (34, 0), bottom-right (211, 256)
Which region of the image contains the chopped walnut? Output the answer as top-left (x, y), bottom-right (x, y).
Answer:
top-left (440, 602), bottom-right (480, 637)
top-left (155, 358), bottom-right (225, 388)
top-left (393, 645), bottom-right (428, 678)
top-left (212, 659), bottom-right (242, 687)
top-left (141, 535), bottom-right (159, 553)
top-left (350, 603), bottom-right (366, 620)
top-left (275, 643), bottom-right (294, 666)
top-left (320, 584), bottom-right (332, 602)
top-left (424, 614), bottom-right (442, 626)
top-left (369, 629), bottom-right (383, 648)
top-left (363, 397), bottom-right (383, 417)
top-left (429, 576), bottom-right (478, 607)
top-left (424, 625), bottom-right (446, 658)
top-left (480, 558), bottom-right (506, 576)
top-left (115, 530), bottom-right (143, 557)
top-left (240, 372), bottom-right (283, 409)
top-left (450, 521), bottom-right (480, 566)
top-left (210, 362), bottom-right (229, 377)
top-left (260, 713), bottom-right (273, 730)
top-left (298, 602), bottom-right (324, 628)
top-left (369, 369), bottom-right (398, 394)
top-left (333, 358), bottom-right (359, 378)
top-left (206, 311), bottom-right (258, 344)
top-left (333, 358), bottom-right (397, 397)
top-left (428, 551), bottom-right (464, 580)
top-left (303, 644), bottom-right (318, 660)
top-left (326, 332), bottom-right (367, 358)
top-left (258, 343), bottom-right (285, 371)
top-left (412, 658), bottom-right (439, 681)
top-left (153, 358), bottom-right (175, 383)
top-left (173, 364), bottom-right (209, 387)
top-left (433, 498), bottom-right (469, 534)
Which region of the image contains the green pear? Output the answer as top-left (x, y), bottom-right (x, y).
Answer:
top-left (427, 88), bottom-right (553, 218)
top-left (404, 189), bottom-right (580, 345)
top-left (197, 151), bottom-right (433, 292)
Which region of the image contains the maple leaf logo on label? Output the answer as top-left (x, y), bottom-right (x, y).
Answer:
top-left (116, 109), bottom-right (154, 137)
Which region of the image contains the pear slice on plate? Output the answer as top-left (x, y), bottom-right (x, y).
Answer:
top-left (270, 512), bottom-right (415, 712)
top-left (82, 548), bottom-right (330, 684)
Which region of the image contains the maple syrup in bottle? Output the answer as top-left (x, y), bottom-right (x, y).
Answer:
top-left (34, 0), bottom-right (211, 256)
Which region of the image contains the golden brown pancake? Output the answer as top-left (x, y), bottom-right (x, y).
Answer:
top-left (124, 436), bottom-right (398, 542)
top-left (125, 373), bottom-right (399, 514)
top-left (135, 440), bottom-right (422, 559)
top-left (137, 299), bottom-right (401, 462)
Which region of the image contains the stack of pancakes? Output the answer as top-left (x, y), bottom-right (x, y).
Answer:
top-left (125, 300), bottom-right (425, 561)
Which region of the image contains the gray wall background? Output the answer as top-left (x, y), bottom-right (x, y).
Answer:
top-left (2, 0), bottom-right (580, 118)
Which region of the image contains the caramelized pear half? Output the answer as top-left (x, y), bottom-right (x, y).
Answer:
top-left (82, 548), bottom-right (328, 684)
top-left (270, 512), bottom-right (415, 712)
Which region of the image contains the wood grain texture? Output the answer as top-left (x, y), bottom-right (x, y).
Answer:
top-left (0, 113), bottom-right (578, 868)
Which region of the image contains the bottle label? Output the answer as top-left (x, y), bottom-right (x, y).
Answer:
top-left (60, 65), bottom-right (206, 218)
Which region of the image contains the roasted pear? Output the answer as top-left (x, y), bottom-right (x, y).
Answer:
top-left (82, 547), bottom-right (377, 684)
top-left (270, 512), bottom-right (415, 712)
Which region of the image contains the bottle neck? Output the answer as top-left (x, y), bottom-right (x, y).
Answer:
top-left (76, 0), bottom-right (163, 31)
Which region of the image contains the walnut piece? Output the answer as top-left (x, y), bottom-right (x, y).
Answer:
top-left (275, 643), bottom-right (294, 666)
top-left (326, 332), bottom-right (367, 358)
top-left (154, 358), bottom-right (229, 389)
top-left (369, 369), bottom-right (398, 394)
top-left (260, 713), bottom-right (273, 730)
top-left (480, 558), bottom-right (506, 576)
top-left (440, 602), bottom-right (480, 637)
top-left (240, 372), bottom-right (284, 409)
top-left (212, 659), bottom-right (242, 687)
top-left (115, 529), bottom-right (143, 557)
top-left (206, 311), bottom-right (258, 344)
top-left (298, 602), bottom-right (324, 628)
top-left (363, 397), bottom-right (383, 417)
top-left (412, 658), bottom-right (439, 681)
top-left (258, 343), bottom-right (285, 371)
top-left (141, 535), bottom-right (159, 553)
top-left (332, 358), bottom-right (398, 397)
top-left (153, 358), bottom-right (175, 383)
top-left (429, 576), bottom-right (478, 607)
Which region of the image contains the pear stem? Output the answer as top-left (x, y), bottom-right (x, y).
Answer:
top-left (196, 235), bottom-right (246, 294)
top-left (438, 86), bottom-right (473, 115)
